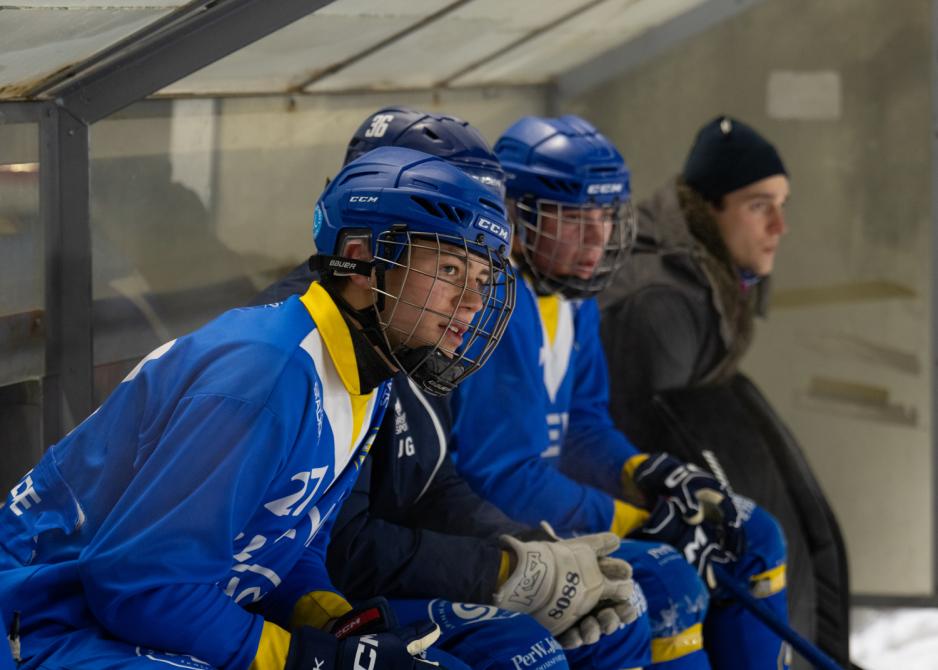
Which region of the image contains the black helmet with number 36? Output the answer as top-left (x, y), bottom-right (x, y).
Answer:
top-left (345, 106), bottom-right (507, 199)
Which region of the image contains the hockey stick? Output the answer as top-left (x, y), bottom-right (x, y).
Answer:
top-left (699, 448), bottom-right (846, 670)
top-left (699, 462), bottom-right (847, 670)
top-left (651, 399), bottom-right (848, 670)
top-left (710, 564), bottom-right (844, 670)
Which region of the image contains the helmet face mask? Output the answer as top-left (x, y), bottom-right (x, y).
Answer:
top-left (495, 115), bottom-right (636, 298)
top-left (514, 196), bottom-right (636, 299)
top-left (314, 146), bottom-right (516, 396)
top-left (373, 230), bottom-right (515, 396)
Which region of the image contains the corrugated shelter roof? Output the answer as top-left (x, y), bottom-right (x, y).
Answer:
top-left (0, 0), bottom-right (707, 100)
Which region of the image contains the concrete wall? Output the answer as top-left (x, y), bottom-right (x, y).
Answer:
top-left (564, 0), bottom-right (932, 597)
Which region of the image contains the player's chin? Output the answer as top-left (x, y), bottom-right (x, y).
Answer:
top-left (558, 264), bottom-right (598, 280)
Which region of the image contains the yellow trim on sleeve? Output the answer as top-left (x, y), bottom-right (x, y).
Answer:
top-left (250, 621), bottom-right (291, 670)
top-left (611, 499), bottom-right (650, 537)
top-left (497, 550), bottom-right (512, 587)
top-left (623, 453), bottom-right (650, 481)
top-left (536, 294), bottom-right (561, 346)
top-left (291, 590), bottom-right (353, 631)
top-left (300, 282), bottom-right (362, 395)
top-left (750, 564), bottom-right (787, 598)
top-left (650, 623), bottom-right (704, 662)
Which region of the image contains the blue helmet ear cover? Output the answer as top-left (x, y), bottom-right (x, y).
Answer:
top-left (314, 146), bottom-right (511, 265)
top-left (495, 114), bottom-right (631, 205)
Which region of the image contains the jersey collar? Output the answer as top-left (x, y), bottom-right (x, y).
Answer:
top-left (300, 281), bottom-right (366, 395)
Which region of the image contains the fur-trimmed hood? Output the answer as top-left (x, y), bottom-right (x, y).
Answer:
top-left (601, 177), bottom-right (765, 385)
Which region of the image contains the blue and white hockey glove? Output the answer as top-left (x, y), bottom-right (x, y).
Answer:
top-left (255, 597), bottom-right (442, 670)
top-left (634, 497), bottom-right (745, 590)
top-left (626, 452), bottom-right (741, 529)
top-left (329, 598), bottom-right (399, 640)
top-left (284, 623), bottom-right (442, 670)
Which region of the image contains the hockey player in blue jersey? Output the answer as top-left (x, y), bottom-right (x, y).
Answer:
top-left (0, 146), bottom-right (515, 670)
top-left (253, 107), bottom-right (651, 670)
top-left (451, 115), bottom-right (791, 670)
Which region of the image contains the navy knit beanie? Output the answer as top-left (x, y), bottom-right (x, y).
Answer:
top-left (682, 116), bottom-right (786, 202)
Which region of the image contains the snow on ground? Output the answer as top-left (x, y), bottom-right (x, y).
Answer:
top-left (851, 607), bottom-right (938, 670)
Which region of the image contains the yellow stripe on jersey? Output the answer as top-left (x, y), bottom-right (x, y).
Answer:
top-left (349, 390), bottom-right (377, 455)
top-left (611, 499), bottom-right (650, 537)
top-left (300, 281), bottom-right (361, 395)
top-left (300, 281), bottom-right (377, 455)
top-left (291, 590), bottom-right (353, 630)
top-left (533, 286), bottom-right (574, 403)
top-left (536, 294), bottom-right (561, 346)
top-left (651, 623), bottom-right (704, 662)
top-left (750, 564), bottom-right (787, 598)
top-left (251, 621), bottom-right (291, 670)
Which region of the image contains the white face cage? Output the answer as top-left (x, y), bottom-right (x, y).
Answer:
top-left (514, 197), bottom-right (637, 298)
top-left (371, 230), bottom-right (516, 396)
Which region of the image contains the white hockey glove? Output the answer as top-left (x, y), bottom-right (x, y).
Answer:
top-left (493, 529), bottom-right (638, 646)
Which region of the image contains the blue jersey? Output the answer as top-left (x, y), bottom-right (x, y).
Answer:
top-left (0, 282), bottom-right (389, 670)
top-left (451, 276), bottom-right (639, 536)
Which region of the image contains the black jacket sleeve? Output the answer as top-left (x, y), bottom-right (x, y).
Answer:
top-left (326, 455), bottom-right (506, 603)
top-left (326, 375), bottom-right (534, 604)
top-left (601, 285), bottom-right (704, 402)
top-left (401, 452), bottom-right (531, 540)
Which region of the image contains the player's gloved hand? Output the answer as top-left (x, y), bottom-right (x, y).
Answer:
top-left (555, 594), bottom-right (643, 650)
top-left (493, 528), bottom-right (637, 642)
top-left (284, 621), bottom-right (442, 670)
top-left (627, 453), bottom-right (740, 529)
top-left (531, 522), bottom-right (642, 649)
top-left (329, 598), bottom-right (398, 639)
top-left (633, 497), bottom-right (744, 589)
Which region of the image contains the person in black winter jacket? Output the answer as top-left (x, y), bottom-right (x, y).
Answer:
top-left (597, 118), bottom-right (852, 670)
top-left (598, 115), bottom-right (789, 407)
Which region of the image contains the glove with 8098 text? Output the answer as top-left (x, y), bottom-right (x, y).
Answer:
top-left (493, 531), bottom-right (638, 645)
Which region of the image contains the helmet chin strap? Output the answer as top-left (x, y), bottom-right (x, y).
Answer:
top-left (313, 256), bottom-right (394, 362)
top-left (394, 346), bottom-right (467, 397)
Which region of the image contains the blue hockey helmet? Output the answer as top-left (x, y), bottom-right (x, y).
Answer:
top-left (494, 115), bottom-right (636, 298)
top-left (313, 146), bottom-right (515, 396)
top-left (344, 106), bottom-right (506, 198)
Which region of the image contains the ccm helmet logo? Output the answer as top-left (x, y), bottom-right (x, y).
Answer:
top-left (586, 182), bottom-right (624, 195)
top-left (476, 218), bottom-right (510, 242)
top-left (349, 195), bottom-right (379, 203)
